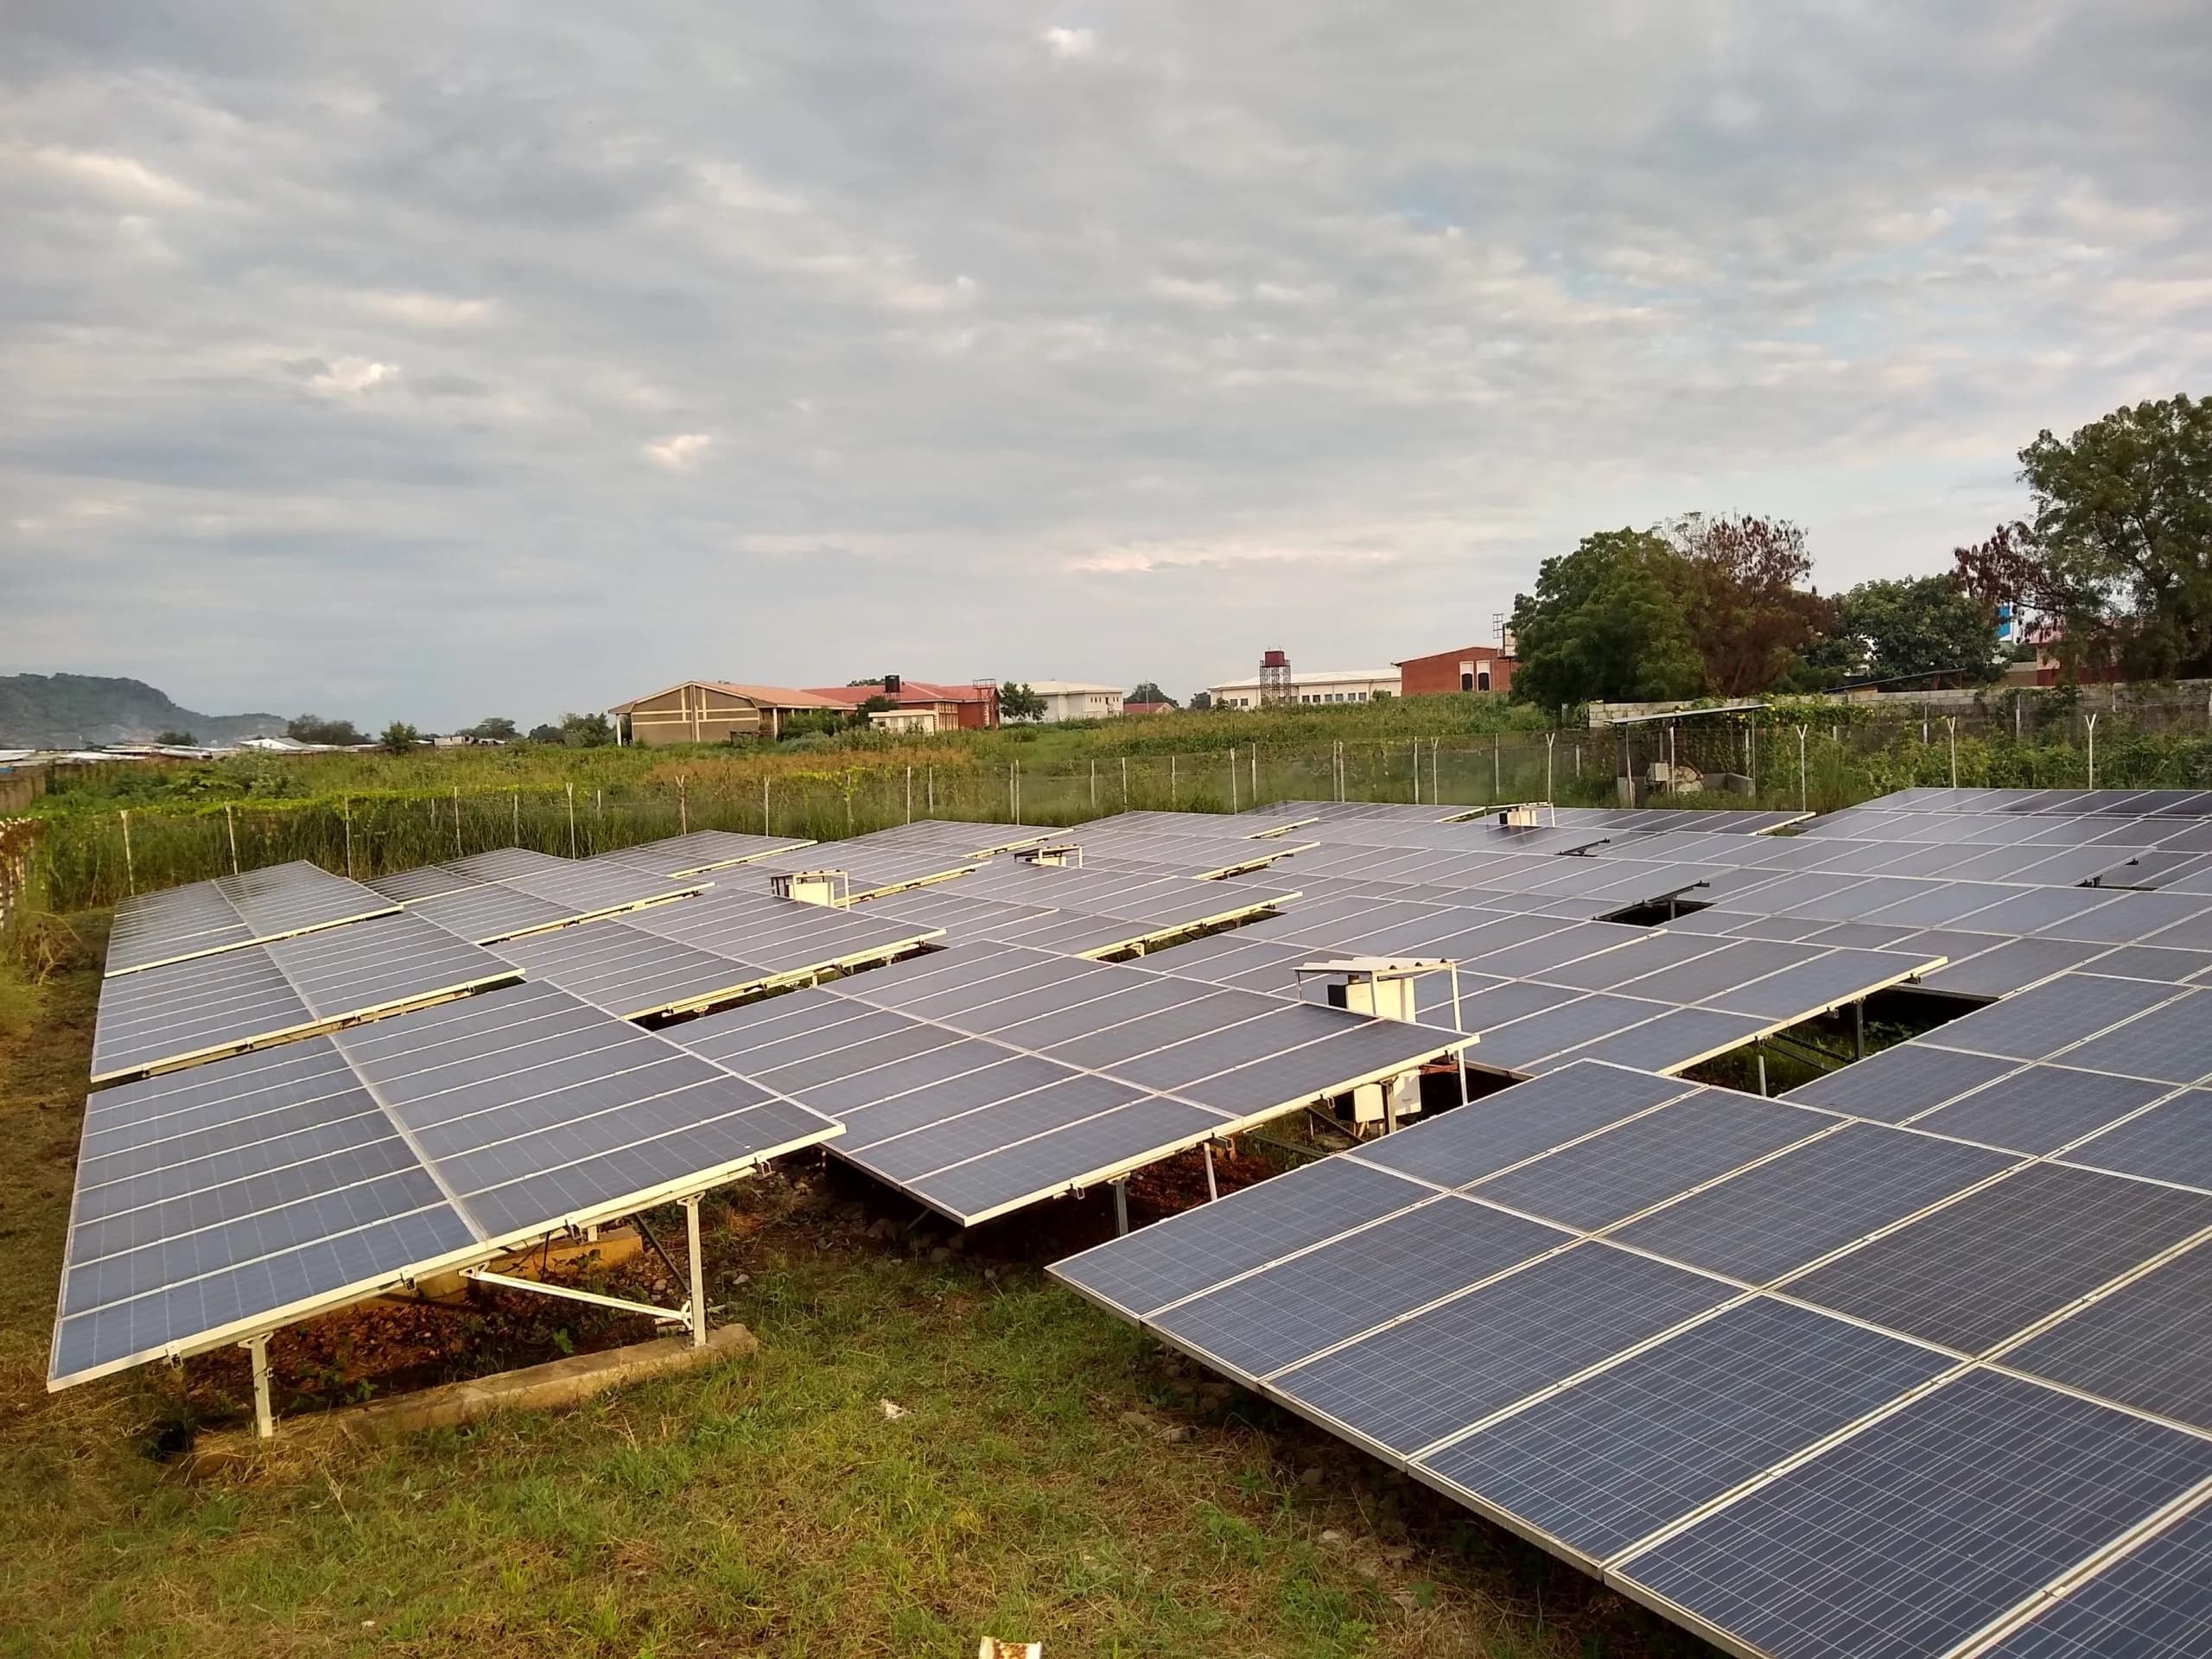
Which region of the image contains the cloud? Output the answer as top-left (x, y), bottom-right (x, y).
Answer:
top-left (643, 432), bottom-right (713, 470)
top-left (2, 1), bottom-right (2208, 725)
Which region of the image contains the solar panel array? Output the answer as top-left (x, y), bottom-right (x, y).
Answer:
top-left (1052, 1052), bottom-right (2212, 1659)
top-left (589, 829), bottom-right (817, 876)
top-left (106, 861), bottom-right (397, 975)
top-left (90, 911), bottom-right (518, 1084)
top-left (479, 888), bottom-right (944, 1019)
top-left (366, 847), bottom-right (707, 944)
top-left (54, 981), bottom-right (841, 1389)
top-left (658, 941), bottom-right (1469, 1225)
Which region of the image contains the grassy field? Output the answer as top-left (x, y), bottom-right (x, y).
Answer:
top-left (0, 917), bottom-right (1707, 1659)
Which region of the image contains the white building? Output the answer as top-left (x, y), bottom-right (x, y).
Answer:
top-left (1205, 667), bottom-right (1402, 709)
top-left (1022, 681), bottom-right (1129, 722)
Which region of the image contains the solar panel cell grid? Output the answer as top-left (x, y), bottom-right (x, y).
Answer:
top-left (2004, 1241), bottom-right (2212, 1433)
top-left (1272, 1243), bottom-right (1736, 1455)
top-left (1783, 1160), bottom-right (2212, 1354)
top-left (1978, 1497), bottom-right (2212, 1659)
top-left (1906, 1066), bottom-right (2174, 1154)
top-left (1151, 1197), bottom-right (1571, 1378)
top-left (2061, 1090), bottom-right (2212, 1191)
top-left (1417, 1296), bottom-right (1954, 1562)
top-left (1618, 1370), bottom-right (2212, 1659)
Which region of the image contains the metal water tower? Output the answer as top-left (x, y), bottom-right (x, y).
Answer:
top-left (1260, 648), bottom-right (1293, 704)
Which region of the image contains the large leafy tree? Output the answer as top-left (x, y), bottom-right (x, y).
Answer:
top-left (287, 714), bottom-right (366, 746)
top-left (1128, 681), bottom-right (1175, 706)
top-left (1833, 576), bottom-right (2002, 683)
top-left (1661, 514), bottom-right (1834, 695)
top-left (2005, 394), bottom-right (2212, 677)
top-left (998, 682), bottom-right (1046, 722)
top-left (1510, 529), bottom-right (1706, 711)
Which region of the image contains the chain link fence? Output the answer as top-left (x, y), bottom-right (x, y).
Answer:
top-left (26, 713), bottom-right (2212, 912)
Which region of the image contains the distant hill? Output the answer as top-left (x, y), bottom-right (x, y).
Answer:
top-left (0, 674), bottom-right (289, 748)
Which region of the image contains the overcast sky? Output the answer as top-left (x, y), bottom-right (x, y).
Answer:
top-left (4, 1), bottom-right (2208, 728)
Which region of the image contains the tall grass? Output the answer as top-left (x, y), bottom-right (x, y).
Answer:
top-left (24, 714), bottom-right (2212, 910)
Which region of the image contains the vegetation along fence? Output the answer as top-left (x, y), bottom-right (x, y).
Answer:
top-left (23, 708), bottom-right (2212, 913)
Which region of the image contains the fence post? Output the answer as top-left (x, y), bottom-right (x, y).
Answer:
top-left (764, 777), bottom-right (772, 833)
top-left (1229, 747), bottom-right (1238, 812)
top-left (2086, 711), bottom-right (2098, 787)
top-left (120, 810), bottom-right (136, 895)
top-left (678, 777), bottom-right (689, 836)
top-left (1090, 760), bottom-right (1096, 810)
top-left (1122, 756), bottom-right (1128, 805)
top-left (1410, 741), bottom-right (1419, 806)
top-left (343, 795), bottom-right (353, 879)
top-left (925, 769), bottom-right (933, 815)
top-left (1250, 743), bottom-right (1258, 805)
top-left (453, 787), bottom-right (463, 857)
top-left (1169, 753), bottom-right (1177, 807)
top-left (1544, 733), bottom-right (1556, 804)
top-left (512, 789), bottom-right (520, 847)
top-left (1430, 737), bottom-right (1440, 804)
top-left (225, 803), bottom-right (240, 874)
top-left (1797, 726), bottom-right (1808, 813)
top-left (566, 783), bottom-right (577, 857)
top-left (1946, 717), bottom-right (1958, 788)
top-left (1492, 734), bottom-right (1501, 800)
top-left (1748, 718), bottom-right (1757, 798)
top-left (906, 766), bottom-right (913, 823)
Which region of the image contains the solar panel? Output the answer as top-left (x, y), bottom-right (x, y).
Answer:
top-left (1976, 1497), bottom-right (2212, 1658)
top-left (2004, 1239), bottom-right (2212, 1433)
top-left (592, 829), bottom-right (816, 876)
top-left (90, 912), bottom-right (517, 1084)
top-left (1269, 1243), bottom-right (1735, 1455)
top-left (1052, 1154), bottom-right (1437, 1317)
top-left (1615, 1370), bottom-right (2212, 1659)
top-left (1464, 995), bottom-right (1669, 1075)
top-left (1415, 1296), bottom-right (1952, 1561)
top-left (1541, 1007), bottom-right (1769, 1077)
top-left (1149, 1196), bottom-right (1571, 1379)
top-left (1783, 1043), bottom-right (2022, 1122)
top-left (1783, 1161), bottom-right (2212, 1353)
top-left (1351, 1062), bottom-right (1697, 1189)
top-left (53, 981), bottom-right (840, 1389)
top-left (1916, 937), bottom-right (2118, 999)
top-left (1469, 1091), bottom-right (1832, 1232)
top-left (2061, 1090), bottom-right (2212, 1192)
top-left (1906, 1066), bottom-right (2173, 1154)
top-left (106, 862), bottom-right (397, 976)
top-left (2053, 992), bottom-right (2212, 1084)
top-left (1611, 1122), bottom-right (2021, 1285)
top-left (1912, 975), bottom-right (2183, 1062)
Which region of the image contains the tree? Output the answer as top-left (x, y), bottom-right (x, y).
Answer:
top-left (1128, 681), bottom-right (1175, 707)
top-left (1833, 576), bottom-right (2002, 683)
top-left (1510, 529), bottom-right (1706, 711)
top-left (1187, 690), bottom-right (1213, 710)
top-left (998, 682), bottom-right (1046, 722)
top-left (379, 721), bottom-right (421, 753)
top-left (527, 722), bottom-right (563, 744)
top-left (559, 711), bottom-right (614, 747)
top-left (154, 729), bottom-right (196, 746)
top-left (2015, 394), bottom-right (2212, 677)
top-left (287, 714), bottom-right (366, 746)
top-left (1661, 514), bottom-right (1834, 695)
top-left (459, 716), bottom-right (518, 741)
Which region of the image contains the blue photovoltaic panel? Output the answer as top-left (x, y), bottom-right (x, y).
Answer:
top-left (1611, 1122), bottom-right (2022, 1285)
top-left (1470, 1090), bottom-right (1831, 1232)
top-left (1783, 1042), bottom-right (2022, 1123)
top-left (1978, 1498), bottom-right (2212, 1659)
top-left (1051, 1155), bottom-right (1437, 1317)
top-left (2062, 1090), bottom-right (2212, 1192)
top-left (1416, 1297), bottom-right (1952, 1561)
top-left (1617, 1370), bottom-right (2212, 1659)
top-left (1352, 1063), bottom-right (1698, 1190)
top-left (1270, 1243), bottom-right (1734, 1455)
top-left (1918, 975), bottom-right (2183, 1062)
top-left (1784, 1161), bottom-right (2212, 1353)
top-left (1149, 1196), bottom-right (1570, 1378)
top-left (2004, 1241), bottom-right (2212, 1433)
top-left (1907, 1066), bottom-right (2172, 1154)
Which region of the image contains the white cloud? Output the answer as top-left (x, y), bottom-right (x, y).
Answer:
top-left (643, 432), bottom-right (713, 470)
top-left (360, 291), bottom-right (497, 327)
top-left (25, 146), bottom-right (202, 207)
top-left (1147, 275), bottom-right (1239, 308)
top-left (308, 357), bottom-right (399, 395)
top-left (1043, 26), bottom-right (1096, 60)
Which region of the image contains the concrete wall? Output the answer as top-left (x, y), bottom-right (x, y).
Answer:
top-left (1587, 681), bottom-right (2212, 728)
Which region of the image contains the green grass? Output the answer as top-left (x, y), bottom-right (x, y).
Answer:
top-left (0, 921), bottom-right (1706, 1659)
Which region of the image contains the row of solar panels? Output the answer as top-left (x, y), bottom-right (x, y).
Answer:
top-left (1053, 1050), bottom-right (2212, 1659)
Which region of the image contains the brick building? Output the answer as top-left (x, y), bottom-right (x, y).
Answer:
top-left (1395, 645), bottom-right (1517, 697)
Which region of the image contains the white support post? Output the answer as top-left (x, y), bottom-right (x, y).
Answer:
top-left (245, 1333), bottom-right (274, 1440)
top-left (678, 777), bottom-right (689, 836)
top-left (453, 787), bottom-right (463, 857)
top-left (1755, 1048), bottom-right (1769, 1098)
top-left (906, 766), bottom-right (913, 823)
top-left (1544, 732), bottom-right (1556, 806)
top-left (1112, 1178), bottom-right (1130, 1236)
top-left (343, 796), bottom-right (353, 879)
top-left (1798, 725), bottom-right (1809, 813)
top-left (2086, 711), bottom-right (2099, 788)
top-left (1230, 747), bottom-right (1238, 812)
top-left (120, 810), bottom-right (136, 895)
top-left (225, 802), bottom-right (240, 874)
top-left (1203, 1141), bottom-right (1218, 1201)
top-left (682, 1193), bottom-right (708, 1349)
top-left (565, 782), bottom-right (577, 857)
top-left (1946, 717), bottom-right (1959, 789)
top-left (764, 776), bottom-right (772, 833)
top-left (512, 789), bottom-right (520, 847)
top-left (1430, 736), bottom-right (1440, 805)
top-left (1250, 743), bottom-right (1257, 803)
top-left (1121, 756), bottom-right (1128, 805)
top-left (1090, 760), bottom-right (1096, 810)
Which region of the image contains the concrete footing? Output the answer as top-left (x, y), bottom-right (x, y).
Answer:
top-left (176, 1322), bottom-right (755, 1478)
